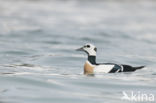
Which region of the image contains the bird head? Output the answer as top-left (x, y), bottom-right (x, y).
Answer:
top-left (76, 43), bottom-right (97, 56)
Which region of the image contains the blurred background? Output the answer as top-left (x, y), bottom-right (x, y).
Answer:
top-left (0, 0), bottom-right (156, 103)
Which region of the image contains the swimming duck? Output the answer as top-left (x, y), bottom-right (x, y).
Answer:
top-left (76, 43), bottom-right (145, 74)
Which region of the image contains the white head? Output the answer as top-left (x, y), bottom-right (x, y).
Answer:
top-left (76, 43), bottom-right (97, 56)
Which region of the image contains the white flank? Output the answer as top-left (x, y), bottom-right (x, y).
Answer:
top-left (94, 64), bottom-right (114, 73)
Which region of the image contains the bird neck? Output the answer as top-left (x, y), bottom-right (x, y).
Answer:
top-left (88, 56), bottom-right (96, 65)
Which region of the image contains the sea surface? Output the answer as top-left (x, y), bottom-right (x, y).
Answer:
top-left (0, 0), bottom-right (156, 103)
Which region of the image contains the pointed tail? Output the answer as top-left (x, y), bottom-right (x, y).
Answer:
top-left (134, 66), bottom-right (145, 70)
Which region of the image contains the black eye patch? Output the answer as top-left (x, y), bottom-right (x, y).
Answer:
top-left (86, 45), bottom-right (90, 48)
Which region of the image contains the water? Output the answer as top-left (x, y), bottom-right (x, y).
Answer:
top-left (0, 0), bottom-right (156, 103)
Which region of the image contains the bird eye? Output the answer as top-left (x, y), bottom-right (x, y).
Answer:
top-left (86, 45), bottom-right (90, 48)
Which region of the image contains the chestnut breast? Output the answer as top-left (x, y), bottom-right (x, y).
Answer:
top-left (84, 61), bottom-right (95, 74)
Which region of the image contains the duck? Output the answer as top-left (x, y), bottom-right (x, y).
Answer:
top-left (76, 43), bottom-right (145, 74)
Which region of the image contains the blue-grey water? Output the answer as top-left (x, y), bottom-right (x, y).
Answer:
top-left (0, 0), bottom-right (156, 103)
